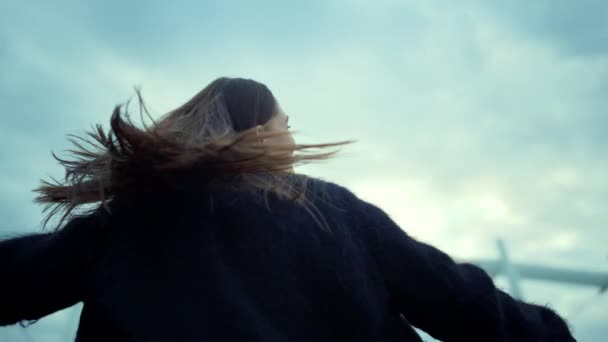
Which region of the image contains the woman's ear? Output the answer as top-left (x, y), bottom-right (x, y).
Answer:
top-left (255, 125), bottom-right (265, 143)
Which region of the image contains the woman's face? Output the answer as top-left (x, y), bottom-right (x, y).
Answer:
top-left (262, 103), bottom-right (295, 147)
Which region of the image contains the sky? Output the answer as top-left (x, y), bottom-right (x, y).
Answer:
top-left (0, 0), bottom-right (606, 340)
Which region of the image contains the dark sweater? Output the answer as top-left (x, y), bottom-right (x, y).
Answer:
top-left (0, 176), bottom-right (575, 341)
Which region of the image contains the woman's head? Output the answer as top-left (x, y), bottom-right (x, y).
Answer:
top-left (217, 77), bottom-right (277, 132)
top-left (34, 77), bottom-right (349, 229)
top-left (156, 77), bottom-right (294, 148)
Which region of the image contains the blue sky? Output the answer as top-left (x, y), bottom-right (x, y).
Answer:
top-left (1, 1), bottom-right (606, 340)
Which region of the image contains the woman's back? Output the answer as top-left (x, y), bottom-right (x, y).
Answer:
top-left (74, 178), bottom-right (417, 341)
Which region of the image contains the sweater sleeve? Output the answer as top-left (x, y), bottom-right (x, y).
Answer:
top-left (355, 198), bottom-right (576, 342)
top-left (0, 212), bottom-right (106, 326)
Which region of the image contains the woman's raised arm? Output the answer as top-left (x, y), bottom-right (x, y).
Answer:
top-left (354, 198), bottom-right (576, 342)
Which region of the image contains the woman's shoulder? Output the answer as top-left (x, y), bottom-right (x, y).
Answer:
top-left (298, 174), bottom-right (360, 205)
top-left (302, 175), bottom-right (391, 222)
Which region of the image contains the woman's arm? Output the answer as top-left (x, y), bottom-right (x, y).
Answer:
top-left (0, 212), bottom-right (106, 326)
top-left (355, 199), bottom-right (576, 342)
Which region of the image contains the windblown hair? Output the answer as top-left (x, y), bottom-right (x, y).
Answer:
top-left (34, 77), bottom-right (351, 230)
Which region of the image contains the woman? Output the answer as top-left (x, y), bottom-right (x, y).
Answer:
top-left (0, 77), bottom-right (575, 341)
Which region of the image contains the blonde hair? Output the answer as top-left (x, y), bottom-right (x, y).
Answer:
top-left (34, 78), bottom-right (352, 229)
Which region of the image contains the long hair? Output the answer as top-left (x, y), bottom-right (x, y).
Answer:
top-left (34, 77), bottom-right (352, 229)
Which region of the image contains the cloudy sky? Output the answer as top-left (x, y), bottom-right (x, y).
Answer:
top-left (1, 0), bottom-right (606, 340)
